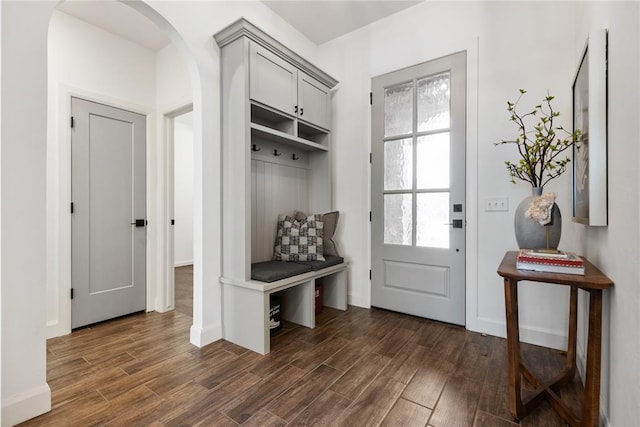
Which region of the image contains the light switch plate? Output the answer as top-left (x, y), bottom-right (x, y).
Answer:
top-left (484, 197), bottom-right (509, 212)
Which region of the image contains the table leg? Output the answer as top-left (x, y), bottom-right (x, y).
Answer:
top-left (582, 290), bottom-right (603, 427)
top-left (566, 287), bottom-right (578, 377)
top-left (504, 277), bottom-right (524, 419)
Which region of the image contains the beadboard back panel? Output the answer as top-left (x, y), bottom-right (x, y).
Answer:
top-left (251, 158), bottom-right (309, 263)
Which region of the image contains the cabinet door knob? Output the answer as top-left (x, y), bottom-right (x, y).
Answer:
top-left (300, 108), bottom-right (304, 116)
top-left (294, 105), bottom-right (298, 114)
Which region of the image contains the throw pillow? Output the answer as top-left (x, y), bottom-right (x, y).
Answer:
top-left (275, 214), bottom-right (325, 261)
top-left (294, 210), bottom-right (340, 256)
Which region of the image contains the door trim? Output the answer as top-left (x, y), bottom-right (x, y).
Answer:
top-left (161, 104), bottom-right (194, 314)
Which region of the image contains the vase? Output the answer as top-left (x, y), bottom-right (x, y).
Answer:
top-left (514, 187), bottom-right (561, 250)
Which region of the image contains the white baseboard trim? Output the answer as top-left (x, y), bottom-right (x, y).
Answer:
top-left (189, 322), bottom-right (222, 347)
top-left (348, 292), bottom-right (367, 308)
top-left (2, 383), bottom-right (51, 426)
top-left (174, 261), bottom-right (193, 268)
top-left (469, 316), bottom-right (568, 351)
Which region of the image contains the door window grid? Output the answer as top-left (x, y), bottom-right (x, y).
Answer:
top-left (383, 72), bottom-right (451, 248)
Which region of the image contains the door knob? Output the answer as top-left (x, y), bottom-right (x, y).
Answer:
top-left (131, 219), bottom-right (146, 227)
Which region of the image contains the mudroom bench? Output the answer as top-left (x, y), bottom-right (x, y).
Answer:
top-left (221, 258), bottom-right (348, 354)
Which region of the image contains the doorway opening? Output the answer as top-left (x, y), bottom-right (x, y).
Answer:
top-left (172, 109), bottom-right (195, 318)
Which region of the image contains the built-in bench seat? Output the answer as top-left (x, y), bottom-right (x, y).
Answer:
top-left (251, 256), bottom-right (345, 282)
top-left (221, 258), bottom-right (348, 354)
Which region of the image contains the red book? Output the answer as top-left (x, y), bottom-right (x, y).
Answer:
top-left (516, 249), bottom-right (584, 275)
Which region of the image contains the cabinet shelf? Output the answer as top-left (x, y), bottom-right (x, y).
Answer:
top-left (250, 123), bottom-right (328, 152)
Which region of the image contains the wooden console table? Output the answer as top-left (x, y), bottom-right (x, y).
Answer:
top-left (497, 251), bottom-right (613, 427)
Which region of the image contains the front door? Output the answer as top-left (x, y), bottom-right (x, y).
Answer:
top-left (371, 52), bottom-right (466, 325)
top-left (71, 97), bottom-right (146, 328)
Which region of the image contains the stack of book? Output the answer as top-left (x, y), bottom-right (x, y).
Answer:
top-left (516, 249), bottom-right (585, 275)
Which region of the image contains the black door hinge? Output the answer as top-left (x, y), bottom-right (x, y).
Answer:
top-left (70, 116), bottom-right (75, 129)
top-left (369, 270), bottom-right (372, 280)
top-left (369, 152), bottom-right (372, 164)
top-left (171, 219), bottom-right (175, 225)
top-left (369, 211), bottom-right (372, 222)
top-left (70, 202), bottom-right (74, 214)
top-left (370, 92), bottom-right (372, 105)
top-left (70, 288), bottom-right (74, 299)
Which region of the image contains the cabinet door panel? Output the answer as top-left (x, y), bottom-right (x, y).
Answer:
top-left (250, 43), bottom-right (297, 116)
top-left (298, 72), bottom-right (331, 130)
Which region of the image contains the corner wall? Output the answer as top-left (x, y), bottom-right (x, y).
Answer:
top-left (1, 2), bottom-right (55, 425)
top-left (573, 2), bottom-right (640, 425)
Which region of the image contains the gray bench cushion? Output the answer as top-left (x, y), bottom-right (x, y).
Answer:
top-left (251, 261), bottom-right (312, 283)
top-left (293, 255), bottom-right (344, 271)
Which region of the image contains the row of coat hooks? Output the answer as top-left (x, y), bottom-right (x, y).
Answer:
top-left (252, 143), bottom-right (299, 160)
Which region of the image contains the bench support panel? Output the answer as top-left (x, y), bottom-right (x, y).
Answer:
top-left (282, 280), bottom-right (315, 328)
top-left (222, 283), bottom-right (270, 354)
top-left (321, 269), bottom-right (347, 310)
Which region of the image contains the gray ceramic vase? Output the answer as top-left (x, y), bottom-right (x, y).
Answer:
top-left (514, 187), bottom-right (561, 249)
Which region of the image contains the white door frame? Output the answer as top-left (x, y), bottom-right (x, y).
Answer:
top-left (159, 104), bottom-right (194, 314)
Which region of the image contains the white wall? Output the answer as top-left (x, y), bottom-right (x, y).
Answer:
top-left (46, 10), bottom-right (157, 338)
top-left (573, 3), bottom-right (640, 425)
top-left (2, 2), bottom-right (56, 425)
top-left (174, 112), bottom-right (194, 267)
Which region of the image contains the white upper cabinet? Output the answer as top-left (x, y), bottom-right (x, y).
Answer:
top-left (249, 42), bottom-right (331, 131)
top-left (250, 43), bottom-right (298, 118)
top-left (298, 71), bottom-right (331, 130)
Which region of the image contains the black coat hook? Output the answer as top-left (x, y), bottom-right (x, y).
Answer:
top-left (251, 144), bottom-right (260, 152)
top-left (273, 149), bottom-right (281, 157)
top-left (292, 153), bottom-right (299, 160)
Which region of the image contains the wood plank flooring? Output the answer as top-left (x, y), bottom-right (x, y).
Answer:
top-left (21, 269), bottom-right (584, 426)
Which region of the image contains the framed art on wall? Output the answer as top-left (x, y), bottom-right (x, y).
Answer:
top-left (572, 28), bottom-right (608, 226)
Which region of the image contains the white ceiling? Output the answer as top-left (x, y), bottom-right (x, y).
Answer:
top-left (56, 0), bottom-right (170, 51)
top-left (56, 1), bottom-right (423, 51)
top-left (263, 0), bottom-right (423, 44)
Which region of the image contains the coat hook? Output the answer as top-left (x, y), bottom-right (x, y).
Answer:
top-left (292, 153), bottom-right (299, 160)
top-left (273, 149), bottom-right (281, 157)
top-left (251, 144), bottom-right (261, 152)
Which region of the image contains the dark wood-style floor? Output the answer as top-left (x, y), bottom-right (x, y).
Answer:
top-left (21, 268), bottom-right (584, 426)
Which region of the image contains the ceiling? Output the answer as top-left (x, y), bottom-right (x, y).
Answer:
top-left (262, 1), bottom-right (423, 44)
top-left (56, 0), bottom-right (423, 51)
top-left (56, 0), bottom-right (170, 51)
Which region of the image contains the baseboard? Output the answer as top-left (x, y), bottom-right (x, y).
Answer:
top-left (469, 316), bottom-right (568, 351)
top-left (348, 292), bottom-right (367, 308)
top-left (174, 260), bottom-right (193, 268)
top-left (189, 322), bottom-right (222, 347)
top-left (45, 319), bottom-right (71, 340)
top-left (2, 384), bottom-right (51, 426)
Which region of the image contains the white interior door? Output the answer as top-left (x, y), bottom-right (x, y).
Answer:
top-left (71, 97), bottom-right (146, 328)
top-left (371, 52), bottom-right (466, 325)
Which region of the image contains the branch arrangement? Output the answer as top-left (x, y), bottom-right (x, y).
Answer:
top-left (495, 89), bottom-right (581, 189)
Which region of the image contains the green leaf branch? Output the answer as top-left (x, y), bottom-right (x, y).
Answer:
top-left (495, 89), bottom-right (581, 189)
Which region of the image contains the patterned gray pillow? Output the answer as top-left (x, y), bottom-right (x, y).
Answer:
top-left (274, 214), bottom-right (324, 261)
